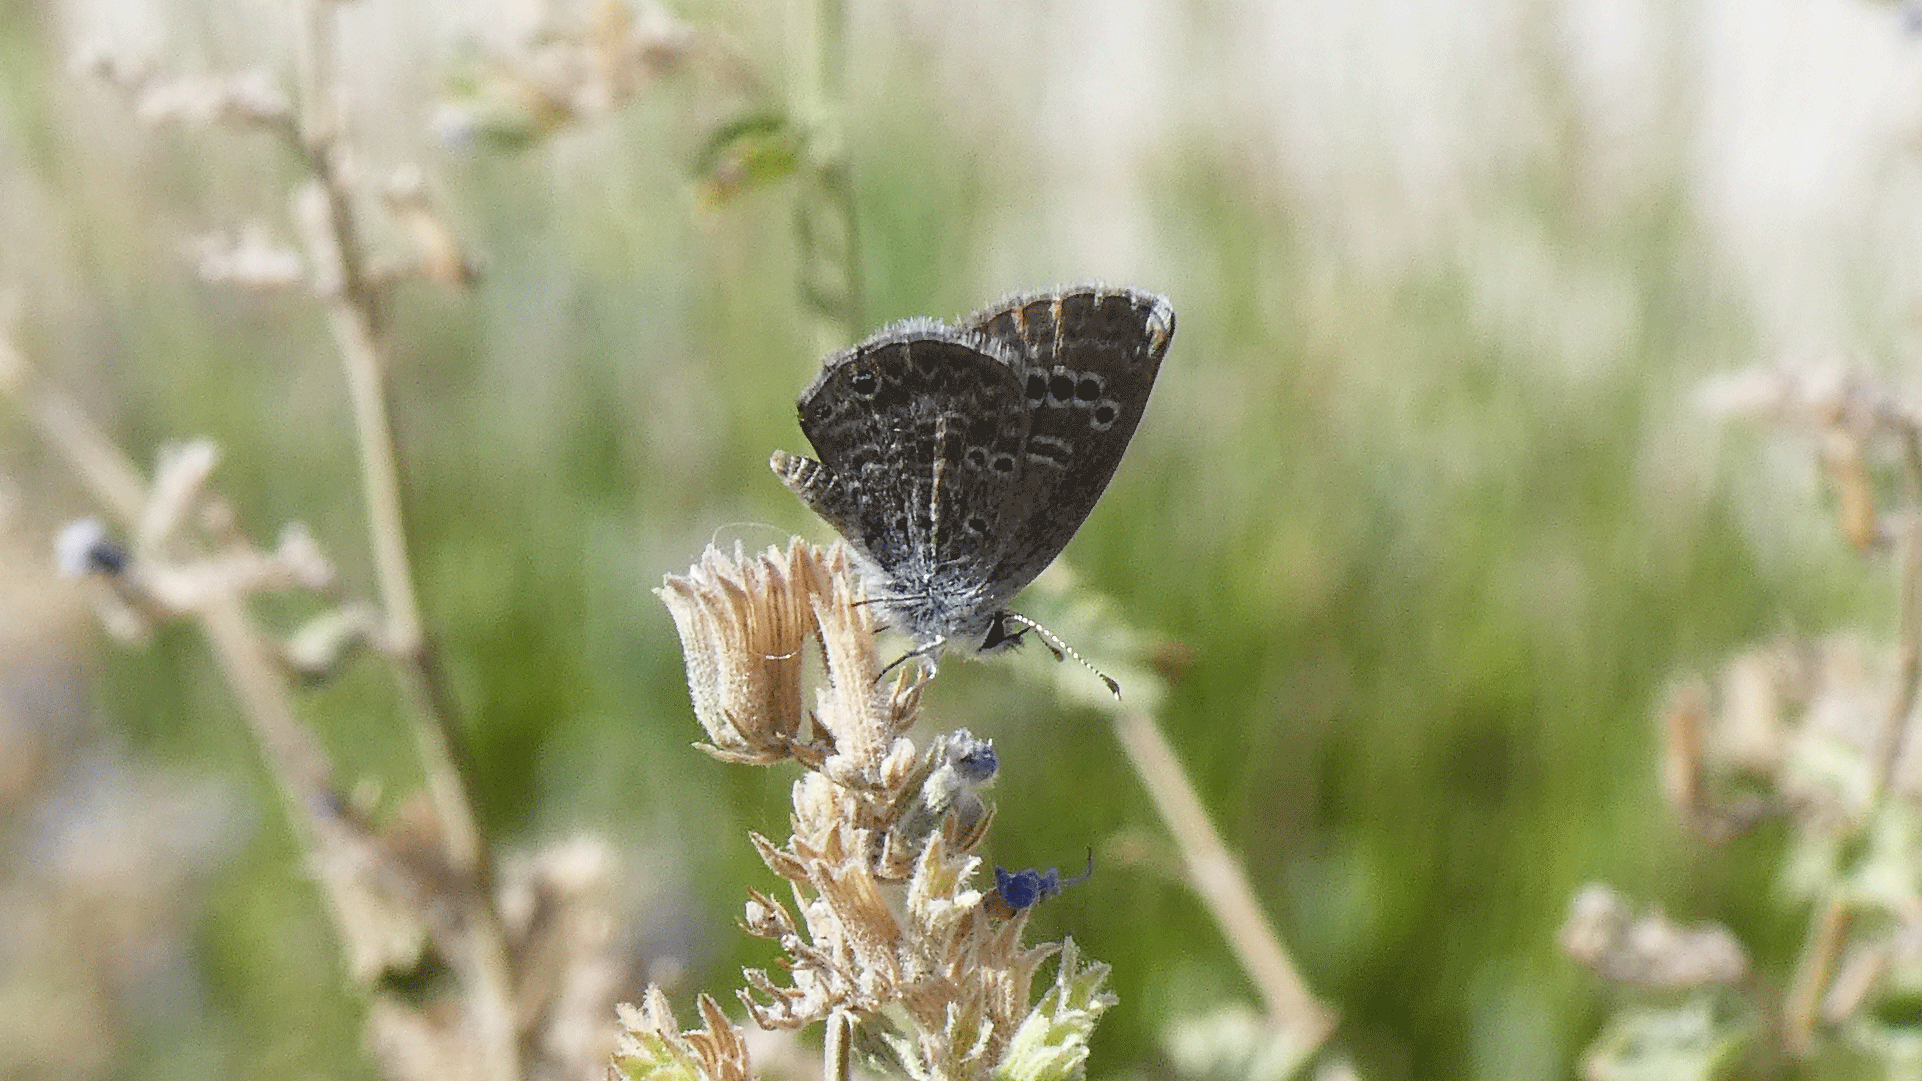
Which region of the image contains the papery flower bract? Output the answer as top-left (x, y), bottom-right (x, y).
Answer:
top-left (888, 728), bottom-right (998, 861)
top-left (612, 988), bottom-right (751, 1081)
top-left (658, 542), bottom-right (824, 764)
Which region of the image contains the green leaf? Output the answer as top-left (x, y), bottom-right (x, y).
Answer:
top-left (610, 1031), bottom-right (708, 1081)
top-left (996, 939), bottom-right (1117, 1081)
top-left (693, 112), bottom-right (804, 205)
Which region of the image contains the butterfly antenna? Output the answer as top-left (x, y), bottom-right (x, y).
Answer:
top-left (1060, 847), bottom-right (1095, 889)
top-left (1001, 613), bottom-right (1121, 699)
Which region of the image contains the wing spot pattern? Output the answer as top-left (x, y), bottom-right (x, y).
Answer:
top-left (1026, 436), bottom-right (1074, 468)
top-left (1024, 372), bottom-right (1047, 406)
top-left (1048, 371), bottom-right (1076, 405)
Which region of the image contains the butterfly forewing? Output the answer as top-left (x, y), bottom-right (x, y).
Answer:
top-left (966, 287), bottom-right (1174, 597)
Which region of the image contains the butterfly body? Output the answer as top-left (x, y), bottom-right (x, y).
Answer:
top-left (771, 284), bottom-right (1174, 664)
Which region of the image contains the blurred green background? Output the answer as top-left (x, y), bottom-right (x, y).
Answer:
top-left (3, 0), bottom-right (1917, 1078)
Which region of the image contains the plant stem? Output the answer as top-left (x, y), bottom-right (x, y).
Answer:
top-left (1109, 708), bottom-right (1338, 1048)
top-left (824, 1009), bottom-right (852, 1081)
top-left (1784, 892), bottom-right (1851, 1056)
top-left (790, 0), bottom-right (862, 350)
top-left (0, 346), bottom-right (149, 520)
top-left (294, 8), bottom-right (521, 1080)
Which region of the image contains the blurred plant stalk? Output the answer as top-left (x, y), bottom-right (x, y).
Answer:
top-left (1009, 569), bottom-right (1342, 1062)
top-left (1567, 365), bottom-right (1922, 1079)
top-left (0, 0), bottom-right (656, 1077)
top-left (1110, 707), bottom-right (1339, 1051)
top-left (788, 0), bottom-right (863, 351)
top-left (296, 4), bottom-right (523, 1077)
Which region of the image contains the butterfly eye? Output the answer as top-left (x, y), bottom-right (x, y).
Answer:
top-left (1076, 375), bottom-right (1104, 401)
top-left (849, 370), bottom-right (880, 397)
top-left (965, 447), bottom-right (989, 469)
top-left (1024, 373), bottom-right (1047, 404)
top-left (965, 515), bottom-right (989, 534)
top-left (991, 454), bottom-right (1017, 474)
top-left (1090, 402), bottom-right (1119, 430)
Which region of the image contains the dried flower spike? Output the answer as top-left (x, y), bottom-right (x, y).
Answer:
top-left (626, 540), bottom-right (1114, 1081)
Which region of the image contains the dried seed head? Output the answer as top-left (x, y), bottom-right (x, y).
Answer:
top-left (658, 542), bottom-right (823, 764)
top-left (189, 223), bottom-right (306, 290)
top-left (1560, 883), bottom-right (1749, 990)
top-left (612, 988), bottom-right (752, 1081)
top-left (639, 538), bottom-right (1111, 1081)
top-left (382, 166), bottom-right (480, 287)
top-left (132, 69), bottom-right (290, 128)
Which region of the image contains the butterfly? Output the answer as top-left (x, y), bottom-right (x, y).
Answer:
top-left (769, 284), bottom-right (1174, 686)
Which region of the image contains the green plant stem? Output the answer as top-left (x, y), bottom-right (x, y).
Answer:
top-left (790, 0), bottom-right (862, 350)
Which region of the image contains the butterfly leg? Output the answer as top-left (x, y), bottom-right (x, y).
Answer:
top-left (876, 636), bottom-right (946, 685)
top-left (983, 612), bottom-right (1065, 663)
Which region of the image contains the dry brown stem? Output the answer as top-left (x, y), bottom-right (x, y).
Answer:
top-left (1109, 708), bottom-right (1338, 1051)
